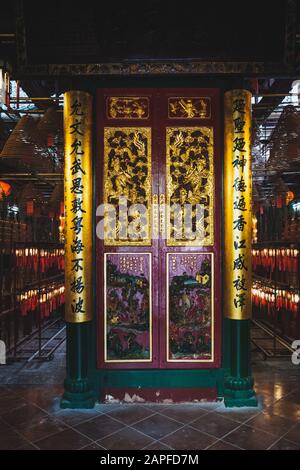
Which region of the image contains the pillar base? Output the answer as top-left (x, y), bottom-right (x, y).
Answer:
top-left (61, 377), bottom-right (96, 409)
top-left (61, 390), bottom-right (95, 409)
top-left (224, 395), bottom-right (258, 408)
top-left (223, 375), bottom-right (258, 408)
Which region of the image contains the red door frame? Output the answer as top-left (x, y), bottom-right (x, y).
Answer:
top-left (96, 88), bottom-right (221, 370)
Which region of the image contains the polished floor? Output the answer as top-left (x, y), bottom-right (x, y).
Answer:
top-left (0, 368), bottom-right (300, 449)
top-left (1, 342), bottom-right (300, 450)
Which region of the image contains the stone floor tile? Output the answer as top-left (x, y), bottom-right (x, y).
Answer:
top-left (35, 428), bottom-right (92, 450)
top-left (98, 427), bottom-right (154, 450)
top-left (223, 424), bottom-right (278, 450)
top-left (132, 414), bottom-right (182, 440)
top-left (160, 425), bottom-right (217, 450)
top-left (75, 414), bottom-right (124, 440)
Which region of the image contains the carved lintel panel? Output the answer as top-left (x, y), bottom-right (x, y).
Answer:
top-left (104, 253), bottom-right (152, 362)
top-left (104, 127), bottom-right (152, 246)
top-left (166, 127), bottom-right (214, 246)
top-left (167, 252), bottom-right (214, 362)
top-left (43, 61), bottom-right (267, 77)
top-left (168, 97), bottom-right (211, 119)
top-left (107, 97), bottom-right (149, 119)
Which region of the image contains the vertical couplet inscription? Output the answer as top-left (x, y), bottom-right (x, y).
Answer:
top-left (224, 90), bottom-right (252, 320)
top-left (64, 91), bottom-right (92, 322)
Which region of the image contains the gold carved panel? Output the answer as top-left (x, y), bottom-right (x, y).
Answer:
top-left (104, 127), bottom-right (152, 245)
top-left (168, 97), bottom-right (211, 119)
top-left (166, 127), bottom-right (214, 246)
top-left (107, 97), bottom-right (149, 119)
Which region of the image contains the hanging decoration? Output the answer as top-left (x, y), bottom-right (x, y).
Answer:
top-left (18, 284), bottom-right (65, 318)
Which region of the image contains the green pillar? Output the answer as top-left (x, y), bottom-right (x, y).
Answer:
top-left (61, 323), bottom-right (95, 408)
top-left (223, 320), bottom-right (257, 407)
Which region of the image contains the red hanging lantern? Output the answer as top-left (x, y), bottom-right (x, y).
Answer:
top-left (60, 201), bottom-right (64, 215)
top-left (285, 191), bottom-right (294, 205)
top-left (47, 134), bottom-right (54, 147)
top-left (276, 195), bottom-right (283, 208)
top-left (0, 181), bottom-right (11, 199)
top-left (26, 200), bottom-right (34, 216)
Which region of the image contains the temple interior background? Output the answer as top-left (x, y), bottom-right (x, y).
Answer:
top-left (0, 0), bottom-right (300, 452)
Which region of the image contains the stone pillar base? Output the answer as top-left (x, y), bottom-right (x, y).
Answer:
top-left (224, 394), bottom-right (258, 408)
top-left (223, 375), bottom-right (257, 408)
top-left (61, 378), bottom-right (95, 409)
top-left (61, 391), bottom-right (95, 409)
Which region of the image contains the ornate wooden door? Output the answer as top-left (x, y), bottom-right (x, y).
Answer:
top-left (96, 88), bottom-right (221, 369)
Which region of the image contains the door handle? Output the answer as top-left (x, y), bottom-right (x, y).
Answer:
top-left (152, 194), bottom-right (159, 238)
top-left (152, 194), bottom-right (166, 238)
top-left (159, 193), bottom-right (166, 238)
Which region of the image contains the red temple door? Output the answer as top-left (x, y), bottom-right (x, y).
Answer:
top-left (96, 88), bottom-right (221, 369)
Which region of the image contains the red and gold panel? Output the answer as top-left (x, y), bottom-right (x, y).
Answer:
top-left (103, 127), bottom-right (152, 246)
top-left (104, 253), bottom-right (152, 363)
top-left (168, 97), bottom-right (211, 119)
top-left (166, 127), bottom-right (214, 246)
top-left (107, 97), bottom-right (150, 120)
top-left (167, 252), bottom-right (214, 362)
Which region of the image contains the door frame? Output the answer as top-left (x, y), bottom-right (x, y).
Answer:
top-left (96, 87), bottom-right (221, 370)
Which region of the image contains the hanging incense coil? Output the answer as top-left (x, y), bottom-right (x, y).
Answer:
top-left (267, 105), bottom-right (300, 170)
top-left (0, 115), bottom-right (54, 172)
top-left (48, 183), bottom-right (64, 212)
top-left (37, 107), bottom-right (63, 136)
top-left (18, 183), bottom-right (44, 215)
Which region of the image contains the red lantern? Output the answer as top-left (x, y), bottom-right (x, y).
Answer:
top-left (47, 134), bottom-right (54, 147)
top-left (0, 181), bottom-right (11, 199)
top-left (26, 201), bottom-right (34, 216)
top-left (276, 195), bottom-right (283, 208)
top-left (285, 191), bottom-right (294, 205)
